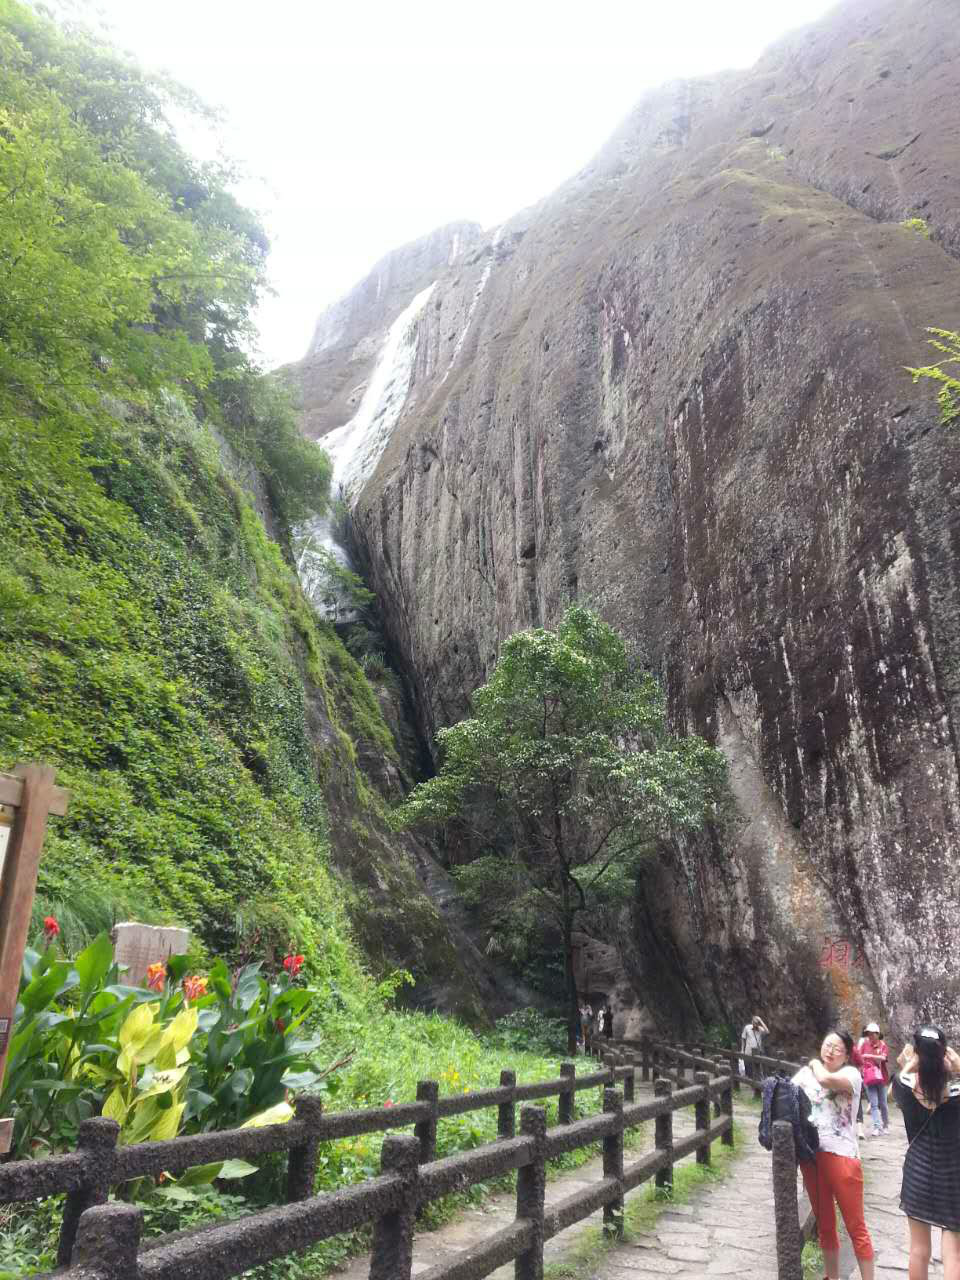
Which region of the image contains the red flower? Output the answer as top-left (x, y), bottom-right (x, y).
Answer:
top-left (384, 1099), bottom-right (393, 1108)
top-left (43, 915), bottom-right (60, 941)
top-left (275, 1018), bottom-right (286, 1033)
top-left (282, 954), bottom-right (305, 977)
top-left (182, 975), bottom-right (209, 1002)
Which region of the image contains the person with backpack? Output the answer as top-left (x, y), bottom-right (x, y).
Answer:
top-left (858, 1022), bottom-right (890, 1137)
top-left (891, 1026), bottom-right (960, 1280)
top-left (793, 1030), bottom-right (875, 1280)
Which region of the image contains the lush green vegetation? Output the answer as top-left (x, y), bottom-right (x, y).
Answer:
top-left (393, 605), bottom-right (727, 1049)
top-left (0, 933), bottom-right (608, 1277)
top-left (0, 0), bottom-right (373, 977)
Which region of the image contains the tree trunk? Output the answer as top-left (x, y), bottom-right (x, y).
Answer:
top-left (562, 895), bottom-right (579, 1056)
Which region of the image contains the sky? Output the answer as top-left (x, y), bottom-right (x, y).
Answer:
top-left (81, 0), bottom-right (838, 368)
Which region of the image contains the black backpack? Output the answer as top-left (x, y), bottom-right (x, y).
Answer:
top-left (758, 1074), bottom-right (819, 1164)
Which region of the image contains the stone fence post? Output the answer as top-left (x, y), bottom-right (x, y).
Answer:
top-left (370, 1135), bottom-right (421, 1280)
top-left (415, 1080), bottom-right (439, 1163)
top-left (559, 1062), bottom-right (576, 1124)
top-left (694, 1071), bottom-right (711, 1166)
top-left (641, 1036), bottom-right (651, 1083)
top-left (516, 1106), bottom-right (547, 1280)
top-left (772, 1120), bottom-right (803, 1280)
top-left (498, 1069), bottom-right (516, 1139)
top-left (73, 1203), bottom-right (140, 1280)
top-left (58, 1117), bottom-right (119, 1265)
top-left (654, 1077), bottom-right (674, 1194)
top-left (602, 1087), bottom-right (624, 1238)
top-left (286, 1094), bottom-right (324, 1201)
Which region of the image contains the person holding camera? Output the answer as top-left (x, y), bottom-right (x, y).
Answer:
top-left (892, 1026), bottom-right (960, 1280)
top-left (793, 1030), bottom-right (875, 1280)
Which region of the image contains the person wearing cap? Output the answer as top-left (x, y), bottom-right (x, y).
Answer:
top-left (858, 1023), bottom-right (890, 1137)
top-left (892, 1026), bottom-right (960, 1280)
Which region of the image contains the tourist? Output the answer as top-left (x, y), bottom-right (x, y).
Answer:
top-left (741, 1013), bottom-right (769, 1079)
top-left (852, 1031), bottom-right (867, 1140)
top-left (891, 1026), bottom-right (960, 1280)
top-left (603, 1001), bottom-right (614, 1041)
top-left (858, 1022), bottom-right (890, 1136)
top-left (793, 1030), bottom-right (875, 1280)
top-left (582, 1003), bottom-right (595, 1054)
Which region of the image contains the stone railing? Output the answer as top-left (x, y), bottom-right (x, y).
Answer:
top-left (1, 1048), bottom-right (734, 1280)
top-left (618, 1036), bottom-right (816, 1280)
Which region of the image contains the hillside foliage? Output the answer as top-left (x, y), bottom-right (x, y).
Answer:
top-left (0, 0), bottom-right (367, 981)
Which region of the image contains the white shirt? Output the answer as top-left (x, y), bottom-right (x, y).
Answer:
top-left (741, 1024), bottom-right (764, 1054)
top-left (792, 1064), bottom-right (862, 1159)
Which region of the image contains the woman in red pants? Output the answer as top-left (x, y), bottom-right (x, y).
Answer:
top-left (793, 1030), bottom-right (875, 1280)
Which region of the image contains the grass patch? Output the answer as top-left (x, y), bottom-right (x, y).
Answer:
top-left (802, 1239), bottom-right (825, 1278)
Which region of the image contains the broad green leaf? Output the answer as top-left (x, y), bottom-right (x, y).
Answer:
top-left (176, 1161), bottom-right (223, 1186)
top-left (153, 1184), bottom-right (201, 1202)
top-left (74, 933), bottom-right (114, 996)
top-left (216, 1159), bottom-right (258, 1179)
top-left (20, 963), bottom-right (73, 1013)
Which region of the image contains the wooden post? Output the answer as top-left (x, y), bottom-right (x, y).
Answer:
top-left (371, 1135), bottom-right (420, 1280)
top-left (559, 1062), bottom-right (576, 1124)
top-left (0, 765), bottom-right (69, 1154)
top-left (654, 1078), bottom-right (674, 1194)
top-left (498, 1069), bottom-right (517, 1139)
top-left (602, 1087), bottom-right (624, 1238)
top-left (694, 1071), bottom-right (711, 1166)
top-left (516, 1106), bottom-right (547, 1280)
top-left (415, 1080), bottom-right (438, 1163)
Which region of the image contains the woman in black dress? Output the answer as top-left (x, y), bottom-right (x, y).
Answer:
top-left (891, 1025), bottom-right (960, 1280)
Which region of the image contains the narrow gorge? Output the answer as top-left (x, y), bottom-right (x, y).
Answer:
top-left (289, 0), bottom-right (960, 1042)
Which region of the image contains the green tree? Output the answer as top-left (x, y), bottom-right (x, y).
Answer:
top-left (392, 606), bottom-right (727, 1050)
top-left (908, 328), bottom-right (960, 426)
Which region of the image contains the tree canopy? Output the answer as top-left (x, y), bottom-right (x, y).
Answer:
top-left (393, 605), bottom-right (727, 1048)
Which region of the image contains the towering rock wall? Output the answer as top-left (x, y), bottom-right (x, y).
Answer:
top-left (291, 0), bottom-right (960, 1041)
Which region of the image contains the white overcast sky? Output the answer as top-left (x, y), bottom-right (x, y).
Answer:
top-left (79, 0), bottom-right (838, 368)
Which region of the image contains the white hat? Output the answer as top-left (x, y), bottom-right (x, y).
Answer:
top-left (864, 1022), bottom-right (881, 1033)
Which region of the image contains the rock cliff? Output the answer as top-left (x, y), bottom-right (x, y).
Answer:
top-left (290, 0), bottom-right (960, 1043)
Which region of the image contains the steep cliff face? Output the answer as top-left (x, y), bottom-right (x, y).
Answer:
top-left (292, 0), bottom-right (960, 1039)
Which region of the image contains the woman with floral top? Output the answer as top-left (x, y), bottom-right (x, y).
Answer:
top-left (793, 1030), bottom-right (875, 1280)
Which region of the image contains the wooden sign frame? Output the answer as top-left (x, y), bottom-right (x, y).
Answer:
top-left (0, 764), bottom-right (70, 1153)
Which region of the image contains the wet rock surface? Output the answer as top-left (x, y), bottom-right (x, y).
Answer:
top-left (294, 0), bottom-right (960, 1037)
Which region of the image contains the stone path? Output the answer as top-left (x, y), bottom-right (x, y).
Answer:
top-left (333, 1085), bottom-right (937, 1280)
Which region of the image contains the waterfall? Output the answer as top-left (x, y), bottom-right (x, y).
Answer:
top-left (296, 282), bottom-right (436, 620)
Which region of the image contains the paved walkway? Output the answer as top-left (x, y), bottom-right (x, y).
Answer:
top-left (333, 1085), bottom-right (935, 1280)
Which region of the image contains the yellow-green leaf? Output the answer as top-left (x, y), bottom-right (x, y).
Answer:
top-left (102, 1087), bottom-right (128, 1124)
top-left (241, 1102), bottom-right (294, 1128)
top-left (151, 1101), bottom-right (184, 1141)
top-left (118, 1002), bottom-right (155, 1049)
